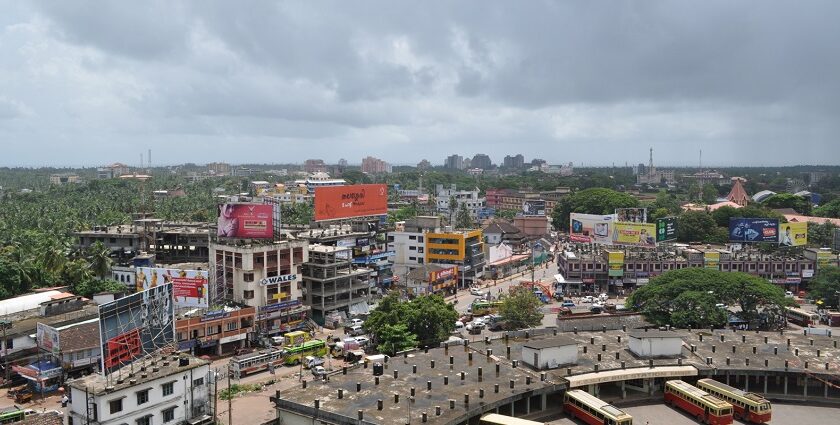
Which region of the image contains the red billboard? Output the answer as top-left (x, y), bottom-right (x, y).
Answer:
top-left (314, 184), bottom-right (388, 221)
top-left (217, 204), bottom-right (274, 238)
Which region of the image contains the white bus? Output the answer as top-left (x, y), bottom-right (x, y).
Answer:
top-left (479, 413), bottom-right (545, 425)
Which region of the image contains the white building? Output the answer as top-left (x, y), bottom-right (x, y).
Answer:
top-left (521, 337), bottom-right (578, 370)
top-left (628, 330), bottom-right (683, 357)
top-left (66, 354), bottom-right (213, 425)
top-left (435, 184), bottom-right (486, 220)
top-left (295, 172), bottom-right (346, 194)
top-left (387, 216), bottom-right (442, 277)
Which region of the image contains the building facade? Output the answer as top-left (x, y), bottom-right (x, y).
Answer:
top-left (361, 156), bottom-right (392, 174)
top-left (503, 154), bottom-right (525, 169)
top-left (175, 307), bottom-right (255, 356)
top-left (435, 184), bottom-right (486, 220)
top-left (471, 153), bottom-right (493, 170)
top-left (425, 229), bottom-right (485, 288)
top-left (302, 245), bottom-right (372, 324)
top-left (444, 154), bottom-right (464, 170)
top-left (304, 159), bottom-right (327, 173)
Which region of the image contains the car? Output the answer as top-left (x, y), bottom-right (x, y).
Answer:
top-left (347, 325), bottom-right (365, 336)
top-left (312, 365), bottom-right (327, 377)
top-left (589, 305), bottom-right (603, 314)
top-left (458, 314), bottom-right (473, 323)
top-left (354, 336), bottom-right (370, 346)
top-left (561, 301), bottom-right (576, 308)
top-left (454, 321), bottom-right (465, 331)
top-left (469, 287), bottom-right (485, 296)
top-left (581, 296), bottom-right (594, 303)
top-left (349, 318), bottom-right (365, 327)
top-left (785, 291), bottom-right (794, 298)
top-left (466, 321), bottom-right (485, 332)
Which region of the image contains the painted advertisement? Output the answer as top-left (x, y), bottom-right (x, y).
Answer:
top-left (779, 222), bottom-right (808, 247)
top-left (522, 200), bottom-right (546, 216)
top-left (36, 323), bottom-right (60, 356)
top-left (99, 284), bottom-right (174, 375)
top-left (615, 208), bottom-right (648, 224)
top-left (569, 213), bottom-right (615, 244)
top-left (729, 218), bottom-right (779, 243)
top-left (607, 251), bottom-right (625, 277)
top-left (314, 184), bottom-right (388, 221)
top-left (613, 222), bottom-right (657, 248)
top-left (704, 251), bottom-right (720, 270)
top-left (136, 267), bottom-right (209, 308)
top-left (817, 250), bottom-right (835, 269)
top-left (656, 217), bottom-right (678, 242)
top-left (217, 204), bottom-right (274, 238)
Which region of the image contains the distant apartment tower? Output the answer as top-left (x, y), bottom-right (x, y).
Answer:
top-left (417, 159), bottom-right (431, 170)
top-left (444, 154), bottom-right (464, 170)
top-left (207, 162), bottom-right (231, 176)
top-left (49, 173), bottom-right (80, 185)
top-left (471, 153), bottom-right (493, 170)
top-left (304, 159), bottom-right (327, 173)
top-left (503, 154), bottom-right (525, 169)
top-left (97, 162), bottom-right (131, 179)
top-left (361, 156), bottom-right (392, 174)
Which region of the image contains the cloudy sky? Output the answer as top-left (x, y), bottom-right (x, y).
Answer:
top-left (1, 1), bottom-right (839, 167)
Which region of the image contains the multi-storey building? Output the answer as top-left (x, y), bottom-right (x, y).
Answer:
top-left (294, 172), bottom-right (346, 194)
top-left (471, 153), bottom-right (493, 170)
top-left (503, 154), bottom-right (525, 169)
top-left (444, 154), bottom-right (464, 170)
top-left (361, 156), bottom-right (392, 174)
top-left (425, 228), bottom-right (485, 288)
top-left (435, 184), bottom-right (486, 220)
top-left (49, 173), bottom-right (81, 185)
top-left (66, 355), bottom-right (214, 425)
top-left (485, 188), bottom-right (570, 214)
top-left (97, 163), bottom-right (131, 179)
top-left (210, 240), bottom-right (310, 337)
top-left (304, 159), bottom-right (327, 173)
top-left (302, 245), bottom-right (372, 324)
top-left (207, 162), bottom-right (231, 176)
top-left (175, 307), bottom-right (255, 356)
top-left (417, 159), bottom-right (431, 170)
top-left (387, 216), bottom-right (441, 277)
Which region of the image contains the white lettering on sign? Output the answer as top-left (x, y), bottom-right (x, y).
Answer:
top-left (259, 274), bottom-right (298, 286)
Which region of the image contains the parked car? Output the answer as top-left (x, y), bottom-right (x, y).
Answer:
top-left (561, 301), bottom-right (576, 308)
top-left (347, 325), bottom-right (365, 336)
top-left (349, 318), bottom-right (365, 327)
top-left (454, 321), bottom-right (465, 332)
top-left (470, 287), bottom-right (485, 296)
top-left (581, 296), bottom-right (594, 303)
top-left (589, 305), bottom-right (603, 314)
top-left (304, 355), bottom-right (324, 369)
top-left (466, 321), bottom-right (485, 332)
top-left (311, 365), bottom-right (327, 377)
top-left (354, 336), bottom-right (370, 346)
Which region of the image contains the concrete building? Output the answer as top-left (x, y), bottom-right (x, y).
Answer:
top-left (304, 159), bottom-right (327, 173)
top-left (401, 264), bottom-right (459, 296)
top-left (444, 154), bottom-right (464, 170)
top-left (628, 330), bottom-right (683, 357)
top-left (426, 228), bottom-right (485, 288)
top-left (417, 159), bottom-right (431, 170)
top-left (387, 216), bottom-right (437, 277)
top-left (97, 163), bottom-right (131, 179)
top-left (482, 221), bottom-right (526, 247)
top-left (175, 306), bottom-right (255, 356)
top-left (485, 188), bottom-right (570, 214)
top-left (435, 184), bottom-right (486, 220)
top-left (74, 225), bottom-right (143, 255)
top-left (207, 162), bottom-right (231, 176)
top-left (47, 320), bottom-right (102, 376)
top-left (296, 172), bottom-right (346, 194)
top-left (503, 154), bottom-right (525, 169)
top-left (302, 245), bottom-right (372, 324)
top-left (66, 354), bottom-right (213, 425)
top-left (471, 153), bottom-right (493, 170)
top-left (513, 216), bottom-right (551, 238)
top-left (49, 173), bottom-right (80, 185)
top-left (521, 337), bottom-right (579, 370)
top-left (361, 156), bottom-right (392, 174)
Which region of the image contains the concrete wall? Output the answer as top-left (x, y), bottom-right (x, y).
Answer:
top-left (628, 336), bottom-right (682, 357)
top-left (556, 313), bottom-right (650, 332)
top-left (522, 345), bottom-right (577, 370)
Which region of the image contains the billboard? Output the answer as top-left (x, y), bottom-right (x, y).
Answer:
top-left (429, 266), bottom-right (457, 282)
top-left (217, 203), bottom-right (274, 239)
top-left (314, 184), bottom-right (388, 221)
top-left (607, 251), bottom-right (625, 277)
top-left (729, 218), bottom-right (779, 243)
top-left (779, 222), bottom-right (808, 247)
top-left (569, 213), bottom-right (615, 244)
top-left (136, 267), bottom-right (209, 308)
top-left (522, 200), bottom-right (546, 216)
top-left (613, 222), bottom-right (657, 248)
top-left (704, 251), bottom-right (720, 270)
top-left (36, 323), bottom-right (60, 356)
top-left (656, 217), bottom-right (678, 242)
top-left (615, 208), bottom-right (647, 223)
top-left (99, 284), bottom-right (174, 375)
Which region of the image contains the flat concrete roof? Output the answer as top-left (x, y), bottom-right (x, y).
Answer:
top-left (522, 336), bottom-right (578, 349)
top-left (627, 330), bottom-right (683, 339)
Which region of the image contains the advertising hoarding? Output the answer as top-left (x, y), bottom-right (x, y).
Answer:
top-left (613, 222), bottom-right (657, 248)
top-left (99, 284), bottom-right (174, 375)
top-left (522, 200), bottom-right (546, 216)
top-left (217, 204), bottom-right (274, 238)
top-left (779, 222), bottom-right (808, 246)
top-left (656, 217), bottom-right (678, 242)
top-left (314, 184), bottom-right (388, 221)
top-left (429, 266), bottom-right (457, 282)
top-left (569, 213), bottom-right (615, 244)
top-left (729, 218), bottom-right (779, 243)
top-left (615, 208), bottom-right (648, 223)
top-left (817, 251), bottom-right (834, 269)
top-left (607, 251), bottom-right (625, 277)
top-left (36, 323), bottom-right (60, 356)
top-left (704, 251), bottom-right (720, 270)
top-left (136, 267), bottom-right (209, 308)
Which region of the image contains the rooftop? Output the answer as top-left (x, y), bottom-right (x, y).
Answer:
top-left (627, 330), bottom-right (682, 339)
top-left (522, 336), bottom-right (578, 349)
top-left (68, 354), bottom-right (209, 395)
top-left (0, 290), bottom-right (63, 316)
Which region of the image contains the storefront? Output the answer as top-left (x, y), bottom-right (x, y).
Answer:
top-left (257, 300), bottom-right (310, 336)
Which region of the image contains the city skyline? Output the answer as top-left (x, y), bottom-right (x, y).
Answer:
top-left (2, 2), bottom-right (840, 167)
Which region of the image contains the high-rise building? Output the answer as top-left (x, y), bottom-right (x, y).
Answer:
top-left (207, 162), bottom-right (231, 176)
top-left (444, 154), bottom-right (464, 170)
top-left (304, 159), bottom-right (327, 173)
top-left (503, 154), bottom-right (525, 169)
top-left (361, 156), bottom-right (392, 174)
top-left (417, 159), bottom-right (431, 170)
top-left (471, 153), bottom-right (493, 170)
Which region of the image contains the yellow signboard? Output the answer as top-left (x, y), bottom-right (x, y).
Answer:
top-left (613, 223), bottom-right (656, 248)
top-left (779, 222), bottom-right (808, 247)
top-left (607, 251), bottom-right (625, 277)
top-left (704, 251), bottom-right (720, 270)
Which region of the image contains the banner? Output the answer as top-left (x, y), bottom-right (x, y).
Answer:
top-left (99, 284), bottom-right (174, 375)
top-left (217, 204), bottom-right (274, 238)
top-left (729, 218), bottom-right (779, 243)
top-left (314, 184), bottom-right (388, 221)
top-left (136, 267), bottom-right (209, 308)
top-left (704, 251), bottom-right (720, 270)
top-left (613, 222), bottom-right (657, 248)
top-left (36, 323), bottom-right (61, 356)
top-left (656, 217), bottom-right (678, 242)
top-left (429, 266), bottom-right (457, 282)
top-left (615, 208), bottom-right (647, 223)
top-left (607, 251), bottom-right (625, 277)
top-left (569, 213), bottom-right (615, 244)
top-left (522, 200), bottom-right (546, 216)
top-left (817, 251), bottom-right (834, 268)
top-left (779, 222), bottom-right (808, 246)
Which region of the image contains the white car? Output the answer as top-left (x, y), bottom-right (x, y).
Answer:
top-left (349, 318), bottom-right (365, 327)
top-left (470, 287), bottom-right (485, 296)
top-left (581, 296), bottom-right (594, 303)
top-left (354, 336), bottom-right (370, 346)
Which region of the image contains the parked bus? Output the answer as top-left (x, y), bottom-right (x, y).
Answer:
top-left (479, 413), bottom-right (545, 425)
top-left (696, 379), bottom-right (771, 423)
top-left (229, 349), bottom-right (286, 377)
top-left (563, 389), bottom-right (633, 425)
top-left (283, 339), bottom-right (327, 365)
top-left (0, 406), bottom-right (32, 424)
top-left (664, 380), bottom-right (733, 425)
top-left (470, 301), bottom-right (503, 317)
top-left (785, 307), bottom-right (820, 327)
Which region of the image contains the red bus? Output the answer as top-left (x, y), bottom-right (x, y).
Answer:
top-left (665, 380), bottom-right (733, 425)
top-left (696, 379), bottom-right (771, 423)
top-left (563, 389), bottom-right (633, 425)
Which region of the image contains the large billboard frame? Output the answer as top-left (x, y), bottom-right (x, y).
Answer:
top-left (779, 222), bottom-right (808, 247)
top-left (613, 222), bottom-right (657, 248)
top-left (136, 267), bottom-right (210, 308)
top-left (569, 213), bottom-right (616, 244)
top-left (36, 323), bottom-right (61, 356)
top-left (314, 184), bottom-right (388, 221)
top-left (522, 200), bottom-right (546, 216)
top-left (656, 217), bottom-right (678, 242)
top-left (217, 203), bottom-right (274, 239)
top-left (729, 218), bottom-right (779, 243)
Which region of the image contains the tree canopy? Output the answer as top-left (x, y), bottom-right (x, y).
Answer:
top-left (499, 287), bottom-right (544, 330)
top-left (808, 265), bottom-right (840, 309)
top-left (552, 188), bottom-right (639, 231)
top-left (364, 293), bottom-right (458, 349)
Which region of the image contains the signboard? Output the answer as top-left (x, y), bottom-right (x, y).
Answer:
top-left (607, 251), bottom-right (625, 277)
top-left (615, 208), bottom-right (648, 223)
top-left (429, 267), bottom-right (457, 282)
top-left (729, 218), bottom-right (779, 243)
top-left (802, 269), bottom-right (815, 278)
top-left (259, 274), bottom-right (298, 286)
top-left (259, 299), bottom-right (303, 314)
top-left (613, 222), bottom-right (657, 248)
top-left (217, 203), bottom-right (274, 239)
top-left (834, 228), bottom-right (840, 251)
top-left (336, 238), bottom-right (356, 248)
top-left (817, 250), bottom-right (834, 269)
top-left (36, 323), bottom-right (60, 356)
top-left (656, 217), bottom-right (678, 242)
top-left (99, 284), bottom-right (174, 375)
top-left (522, 200), bottom-right (546, 216)
top-left (569, 213), bottom-right (615, 244)
top-left (779, 222), bottom-right (808, 246)
top-left (704, 251), bottom-right (720, 270)
top-left (314, 184), bottom-right (388, 221)
top-left (136, 267), bottom-right (209, 308)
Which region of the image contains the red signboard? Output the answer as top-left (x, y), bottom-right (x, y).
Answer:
top-left (217, 204), bottom-right (274, 238)
top-left (429, 267), bottom-right (457, 282)
top-left (104, 329), bottom-right (142, 369)
top-left (173, 277), bottom-right (206, 299)
top-left (314, 184), bottom-right (388, 221)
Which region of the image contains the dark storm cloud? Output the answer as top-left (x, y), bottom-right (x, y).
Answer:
top-left (1, 0), bottom-right (839, 166)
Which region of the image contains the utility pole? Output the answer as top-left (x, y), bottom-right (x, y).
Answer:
top-left (227, 364), bottom-right (232, 425)
top-left (1, 320), bottom-right (10, 384)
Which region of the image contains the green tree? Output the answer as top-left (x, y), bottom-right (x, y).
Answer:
top-left (499, 287), bottom-right (544, 329)
top-left (552, 188), bottom-right (639, 231)
top-left (711, 206), bottom-right (742, 228)
top-left (455, 202), bottom-right (474, 229)
top-left (404, 294), bottom-right (459, 347)
top-left (281, 203), bottom-right (313, 225)
top-left (649, 190), bottom-right (681, 215)
top-left (364, 293), bottom-right (409, 343)
top-left (388, 203), bottom-right (418, 226)
top-left (676, 210), bottom-right (718, 242)
top-left (448, 196), bottom-right (458, 225)
top-left (495, 209), bottom-right (518, 220)
top-left (72, 278), bottom-right (127, 299)
top-left (86, 241), bottom-right (113, 279)
top-left (808, 266), bottom-right (840, 309)
top-left (813, 198), bottom-right (840, 218)
top-left (808, 221), bottom-right (837, 247)
top-left (701, 185), bottom-right (719, 204)
top-left (375, 323), bottom-right (418, 356)
top-left (762, 193), bottom-right (810, 214)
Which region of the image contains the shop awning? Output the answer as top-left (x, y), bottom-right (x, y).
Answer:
top-left (488, 254), bottom-right (529, 267)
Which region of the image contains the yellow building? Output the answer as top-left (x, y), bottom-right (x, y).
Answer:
top-left (425, 229), bottom-right (485, 287)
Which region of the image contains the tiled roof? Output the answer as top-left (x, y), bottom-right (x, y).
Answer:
top-left (59, 321), bottom-right (101, 352)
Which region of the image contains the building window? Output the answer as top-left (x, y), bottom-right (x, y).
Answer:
top-left (193, 377), bottom-right (204, 386)
top-left (226, 322), bottom-right (238, 331)
top-left (162, 382), bottom-right (174, 396)
top-left (408, 235), bottom-right (416, 240)
top-left (136, 416), bottom-right (151, 425)
top-left (136, 389), bottom-right (150, 405)
top-left (387, 236), bottom-right (394, 242)
top-left (418, 247), bottom-right (424, 254)
top-left (243, 273), bottom-right (255, 282)
top-left (244, 290), bottom-right (255, 299)
top-left (409, 246), bottom-right (416, 251)
top-left (409, 257), bottom-right (416, 261)
top-left (4, 338), bottom-right (12, 349)
top-left (109, 398), bottom-right (123, 414)
top-left (162, 407), bottom-right (176, 423)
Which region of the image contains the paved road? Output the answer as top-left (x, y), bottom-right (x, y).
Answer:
top-left (546, 402), bottom-right (840, 425)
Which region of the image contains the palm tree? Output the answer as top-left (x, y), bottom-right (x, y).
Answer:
top-left (448, 196), bottom-right (458, 225)
top-left (87, 241), bottom-right (113, 280)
